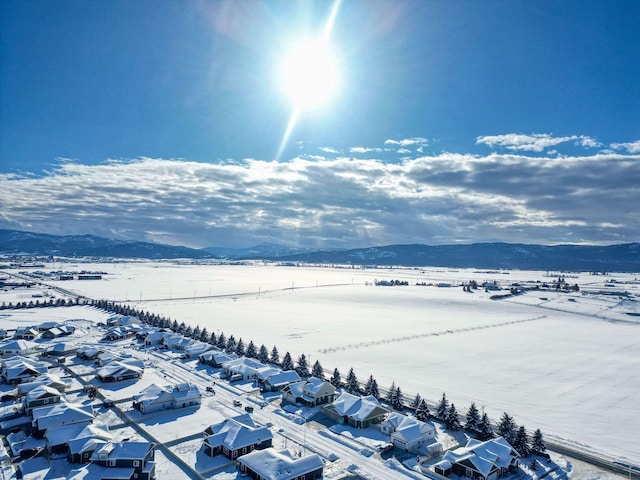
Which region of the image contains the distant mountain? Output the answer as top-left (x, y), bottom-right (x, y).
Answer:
top-left (0, 229), bottom-right (210, 260)
top-left (275, 243), bottom-right (640, 272)
top-left (1, 229), bottom-right (638, 271)
top-left (202, 242), bottom-right (321, 259)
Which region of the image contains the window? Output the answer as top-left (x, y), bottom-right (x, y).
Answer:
top-left (133, 460), bottom-right (140, 467)
top-left (109, 460), bottom-right (116, 466)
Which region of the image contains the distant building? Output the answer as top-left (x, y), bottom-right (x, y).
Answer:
top-left (238, 447), bottom-right (324, 480)
top-left (132, 382), bottom-right (202, 414)
top-left (203, 414), bottom-right (273, 460)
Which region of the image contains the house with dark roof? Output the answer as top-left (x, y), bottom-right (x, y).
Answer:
top-left (22, 385), bottom-right (63, 413)
top-left (433, 436), bottom-right (520, 480)
top-left (91, 441), bottom-right (156, 480)
top-left (281, 376), bottom-right (336, 406)
top-left (1, 355), bottom-right (48, 384)
top-left (238, 447), bottom-right (324, 480)
top-left (203, 413), bottom-right (273, 460)
top-left (68, 423), bottom-right (113, 463)
top-left (95, 359), bottom-right (143, 383)
top-left (323, 392), bottom-right (389, 428)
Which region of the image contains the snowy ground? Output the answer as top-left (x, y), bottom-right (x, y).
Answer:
top-left (1, 262), bottom-right (639, 479)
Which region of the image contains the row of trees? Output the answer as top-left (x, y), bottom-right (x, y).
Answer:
top-left (4, 296), bottom-right (548, 457)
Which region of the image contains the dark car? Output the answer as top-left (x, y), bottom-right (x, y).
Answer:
top-left (244, 405), bottom-right (254, 413)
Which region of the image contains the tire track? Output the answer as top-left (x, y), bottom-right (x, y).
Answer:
top-left (317, 315), bottom-right (546, 354)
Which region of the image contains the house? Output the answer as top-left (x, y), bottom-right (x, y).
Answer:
top-left (42, 342), bottom-right (79, 356)
top-left (17, 372), bottom-right (68, 395)
top-left (433, 437), bottom-right (520, 480)
top-left (263, 370), bottom-right (301, 392)
top-left (199, 350), bottom-right (238, 368)
top-left (41, 327), bottom-right (66, 339)
top-left (323, 392), bottom-right (389, 428)
top-left (103, 326), bottom-right (135, 341)
top-left (95, 360), bottom-right (143, 383)
top-left (0, 339), bottom-right (39, 357)
top-left (76, 345), bottom-right (103, 360)
top-left (1, 356), bottom-right (49, 384)
top-left (184, 341), bottom-right (214, 358)
top-left (221, 357), bottom-right (266, 381)
top-left (14, 327), bottom-right (39, 341)
top-left (381, 412), bottom-right (440, 454)
top-left (132, 382), bottom-right (202, 413)
top-left (37, 321), bottom-right (64, 331)
top-left (68, 423), bottom-right (113, 463)
top-left (203, 414), bottom-right (273, 460)
top-left (31, 403), bottom-right (95, 438)
top-left (90, 441), bottom-right (156, 480)
top-left (23, 385), bottom-right (63, 413)
top-left (107, 315), bottom-right (140, 327)
top-left (281, 377), bottom-right (335, 406)
top-left (238, 447), bottom-right (324, 480)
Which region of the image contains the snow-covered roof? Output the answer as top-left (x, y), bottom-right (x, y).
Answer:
top-left (330, 392), bottom-right (388, 421)
top-left (443, 436), bottom-right (518, 477)
top-left (265, 370), bottom-right (301, 387)
top-left (32, 403), bottom-right (95, 431)
top-left (238, 447), bottom-right (324, 480)
top-left (91, 441), bottom-right (154, 461)
top-left (96, 359), bottom-right (144, 379)
top-left (205, 414), bottom-right (272, 451)
top-left (68, 424), bottom-right (112, 455)
top-left (24, 385), bottom-right (61, 402)
top-left (222, 356), bottom-right (266, 374)
top-left (133, 382), bottom-right (201, 405)
top-left (0, 339), bottom-right (38, 352)
top-left (17, 373), bottom-right (67, 394)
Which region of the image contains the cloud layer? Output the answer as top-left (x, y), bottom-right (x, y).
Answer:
top-left (1, 140), bottom-right (638, 249)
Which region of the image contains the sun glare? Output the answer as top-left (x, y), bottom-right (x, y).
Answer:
top-left (280, 39), bottom-right (340, 110)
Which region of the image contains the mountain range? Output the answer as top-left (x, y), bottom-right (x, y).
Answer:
top-left (1, 229), bottom-right (638, 271)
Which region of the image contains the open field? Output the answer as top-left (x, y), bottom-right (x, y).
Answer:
top-left (3, 261), bottom-right (640, 466)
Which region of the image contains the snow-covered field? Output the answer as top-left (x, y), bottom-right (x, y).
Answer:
top-left (2, 261), bottom-right (639, 469)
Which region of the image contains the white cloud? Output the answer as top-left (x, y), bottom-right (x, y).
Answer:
top-left (349, 147), bottom-right (384, 153)
top-left (319, 147), bottom-right (340, 154)
top-left (384, 137), bottom-right (428, 147)
top-left (611, 140), bottom-right (640, 154)
top-left (1, 150), bottom-right (638, 249)
top-left (476, 133), bottom-right (601, 152)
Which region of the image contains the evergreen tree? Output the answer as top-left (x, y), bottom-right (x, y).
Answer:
top-left (466, 402), bottom-right (481, 432)
top-left (436, 393), bottom-right (449, 421)
top-left (245, 341), bottom-right (257, 359)
top-left (478, 412), bottom-right (494, 441)
top-left (416, 399), bottom-right (430, 421)
top-left (531, 429), bottom-right (546, 454)
top-left (497, 412), bottom-right (517, 445)
top-left (235, 338), bottom-right (245, 356)
top-left (258, 344), bottom-right (269, 363)
top-left (171, 320), bottom-right (179, 332)
top-left (330, 368), bottom-right (342, 388)
top-left (217, 332), bottom-right (226, 349)
top-left (385, 381), bottom-right (396, 404)
top-left (410, 393), bottom-right (422, 410)
top-left (208, 331), bottom-right (217, 345)
top-left (192, 325), bottom-right (201, 339)
top-left (392, 386), bottom-right (404, 411)
top-left (184, 324), bottom-right (193, 338)
top-left (296, 354), bottom-right (309, 376)
top-left (199, 327), bottom-right (209, 343)
top-left (447, 403), bottom-right (461, 431)
top-left (345, 368), bottom-right (359, 394)
top-left (270, 346), bottom-right (280, 365)
top-left (514, 425), bottom-right (531, 456)
top-left (311, 360), bottom-right (324, 379)
top-left (369, 379), bottom-right (380, 399)
top-left (364, 375), bottom-right (374, 395)
top-left (178, 322), bottom-right (187, 333)
top-left (226, 335), bottom-right (236, 353)
top-left (281, 352), bottom-right (294, 371)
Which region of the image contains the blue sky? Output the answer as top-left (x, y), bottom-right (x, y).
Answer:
top-left (1, 0), bottom-right (639, 249)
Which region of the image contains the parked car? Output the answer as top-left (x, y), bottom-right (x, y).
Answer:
top-left (206, 386), bottom-right (215, 394)
top-left (233, 400), bottom-right (242, 407)
top-left (244, 406), bottom-right (254, 413)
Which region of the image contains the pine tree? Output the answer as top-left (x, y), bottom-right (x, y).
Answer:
top-left (199, 327), bottom-right (209, 343)
top-left (436, 393), bottom-right (449, 421)
top-left (393, 386), bottom-right (404, 410)
top-left (235, 338), bottom-right (245, 356)
top-left (217, 332), bottom-right (226, 349)
top-left (171, 320), bottom-right (179, 332)
top-left (514, 425), bottom-right (531, 456)
top-left (258, 344), bottom-right (269, 363)
top-left (385, 382), bottom-right (396, 404)
top-left (447, 403), bottom-right (461, 430)
top-left (410, 393), bottom-right (422, 410)
top-left (345, 368), bottom-right (359, 394)
top-left (178, 322), bottom-right (187, 333)
top-left (531, 429), bottom-right (546, 454)
top-left (207, 331), bottom-right (216, 345)
top-left (184, 324), bottom-right (193, 338)
top-left (192, 325), bottom-right (201, 339)
top-left (226, 335), bottom-right (236, 354)
top-left (311, 360), bottom-right (324, 379)
top-left (466, 402), bottom-right (481, 432)
top-left (330, 368), bottom-right (342, 388)
top-left (270, 346), bottom-right (280, 365)
top-left (416, 399), bottom-right (430, 421)
top-left (497, 412), bottom-right (517, 445)
top-left (296, 354), bottom-right (309, 377)
top-left (245, 341), bottom-right (257, 359)
top-left (281, 352), bottom-right (294, 371)
top-left (478, 412), bottom-right (494, 441)
top-left (369, 379), bottom-right (380, 399)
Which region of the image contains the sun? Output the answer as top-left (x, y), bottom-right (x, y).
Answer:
top-left (280, 39), bottom-right (340, 111)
